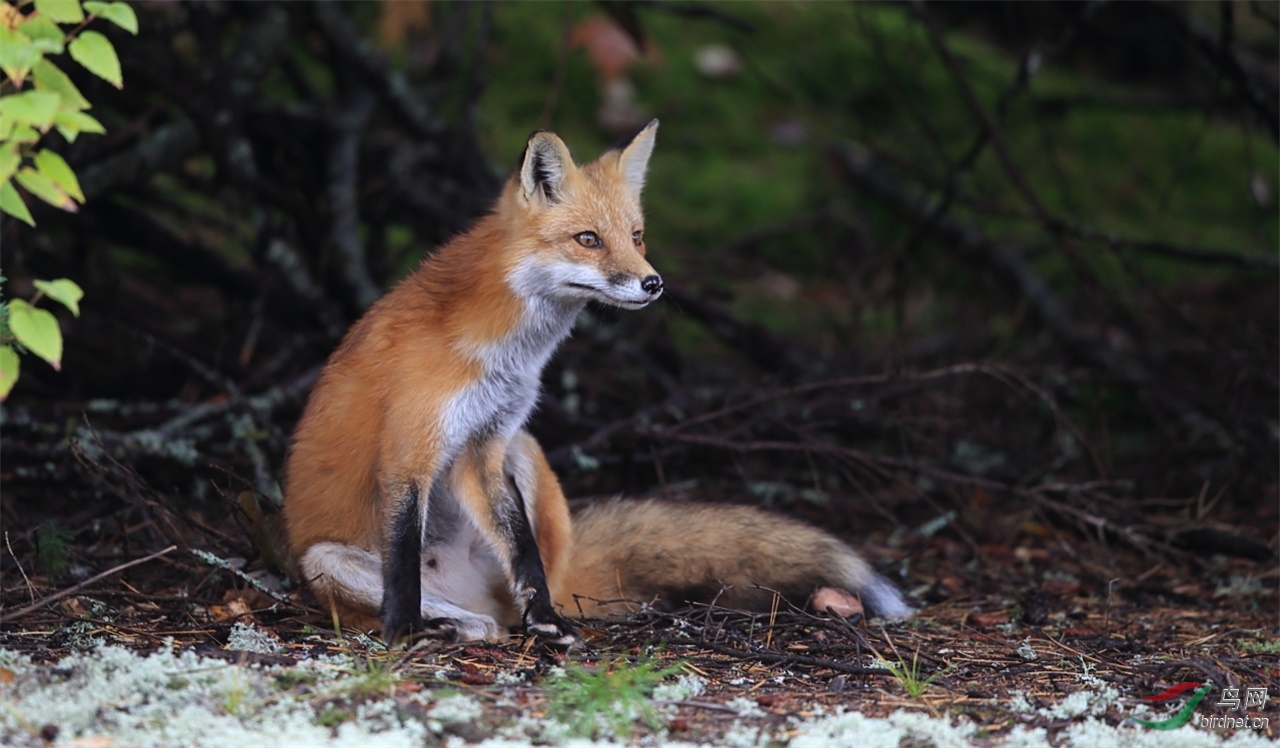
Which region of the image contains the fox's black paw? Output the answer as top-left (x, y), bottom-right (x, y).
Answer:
top-left (380, 614), bottom-right (424, 648)
top-left (524, 614), bottom-right (578, 651)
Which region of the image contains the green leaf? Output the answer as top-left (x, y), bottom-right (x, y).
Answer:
top-left (83, 1), bottom-right (138, 34)
top-left (68, 31), bottom-right (121, 88)
top-left (8, 298), bottom-right (62, 370)
top-left (33, 279), bottom-right (83, 317)
top-left (54, 109), bottom-right (105, 142)
top-left (15, 166), bottom-right (76, 211)
top-left (0, 147), bottom-right (20, 185)
top-left (0, 346), bottom-right (19, 400)
top-left (0, 28), bottom-right (41, 86)
top-left (18, 13), bottom-right (65, 54)
top-left (0, 90), bottom-right (61, 128)
top-left (0, 180), bottom-right (35, 226)
top-left (33, 59), bottom-right (90, 110)
top-left (8, 124), bottom-right (42, 145)
top-left (34, 0), bottom-right (85, 24)
top-left (34, 149), bottom-right (82, 203)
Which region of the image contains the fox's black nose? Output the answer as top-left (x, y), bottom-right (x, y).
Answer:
top-left (641, 275), bottom-right (663, 295)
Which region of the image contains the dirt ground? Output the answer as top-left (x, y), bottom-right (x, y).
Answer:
top-left (1, 494), bottom-right (1275, 746)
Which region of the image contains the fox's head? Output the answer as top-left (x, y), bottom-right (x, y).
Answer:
top-left (504, 120), bottom-right (663, 310)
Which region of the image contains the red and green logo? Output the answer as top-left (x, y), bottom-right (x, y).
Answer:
top-left (1130, 681), bottom-right (1213, 730)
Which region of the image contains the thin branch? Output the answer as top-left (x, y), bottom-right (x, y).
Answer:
top-left (328, 91), bottom-right (381, 310)
top-left (78, 120), bottom-right (200, 200)
top-left (264, 235), bottom-right (349, 341)
top-left (0, 546), bottom-right (178, 624)
top-left (1080, 231), bottom-right (1280, 271)
top-left (829, 143), bottom-right (1097, 365)
top-left (910, 3), bottom-right (1056, 228)
top-left (313, 2), bottom-right (445, 140)
top-left (1156, 1), bottom-right (1279, 143)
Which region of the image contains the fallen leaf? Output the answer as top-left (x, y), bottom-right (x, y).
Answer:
top-left (459, 672), bottom-right (495, 686)
top-left (969, 611), bottom-right (1009, 627)
top-left (59, 597), bottom-right (86, 616)
top-left (210, 596), bottom-right (252, 622)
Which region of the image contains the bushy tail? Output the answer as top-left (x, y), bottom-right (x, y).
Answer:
top-left (553, 499), bottom-right (912, 619)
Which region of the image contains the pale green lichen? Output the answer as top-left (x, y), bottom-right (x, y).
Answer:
top-left (653, 674), bottom-right (707, 702)
top-left (0, 645), bottom-right (1268, 748)
top-left (226, 622), bottom-right (283, 655)
top-left (1037, 686), bottom-right (1119, 719)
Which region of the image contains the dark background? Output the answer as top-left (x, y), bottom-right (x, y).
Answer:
top-left (2, 1), bottom-right (1276, 588)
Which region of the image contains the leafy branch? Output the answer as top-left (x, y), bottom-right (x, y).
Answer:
top-left (0, 0), bottom-right (135, 398)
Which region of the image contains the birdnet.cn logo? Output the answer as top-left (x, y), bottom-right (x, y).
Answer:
top-left (1129, 681), bottom-right (1271, 731)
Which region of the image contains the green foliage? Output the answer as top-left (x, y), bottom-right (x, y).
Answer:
top-left (36, 522), bottom-right (72, 575)
top-left (31, 278), bottom-right (82, 315)
top-left (0, 0), bottom-right (131, 398)
top-left (333, 655), bottom-right (403, 697)
top-left (1239, 636), bottom-right (1280, 655)
top-left (0, 275), bottom-right (83, 397)
top-left (220, 669), bottom-right (252, 716)
top-left (879, 653), bottom-right (950, 699)
top-left (483, 3), bottom-right (1276, 347)
top-left (7, 298), bottom-right (62, 367)
top-left (543, 656), bottom-right (683, 740)
top-left (67, 30), bottom-right (120, 88)
top-left (0, 0), bottom-right (132, 224)
top-left (315, 707), bottom-right (349, 729)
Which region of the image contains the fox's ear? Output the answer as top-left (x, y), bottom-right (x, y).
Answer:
top-left (519, 131), bottom-right (574, 208)
top-left (615, 119), bottom-right (659, 197)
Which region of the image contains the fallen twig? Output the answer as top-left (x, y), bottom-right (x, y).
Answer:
top-left (0, 545), bottom-right (178, 624)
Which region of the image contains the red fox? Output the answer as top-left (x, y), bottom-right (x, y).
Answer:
top-left (283, 121), bottom-right (911, 643)
top-left (284, 122), bottom-right (665, 644)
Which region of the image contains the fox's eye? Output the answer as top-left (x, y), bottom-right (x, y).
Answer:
top-left (574, 232), bottom-right (603, 249)
top-left (632, 230), bottom-right (644, 245)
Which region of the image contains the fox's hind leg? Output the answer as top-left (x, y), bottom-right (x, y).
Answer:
top-left (300, 541), bottom-right (500, 641)
top-left (299, 541), bottom-right (384, 629)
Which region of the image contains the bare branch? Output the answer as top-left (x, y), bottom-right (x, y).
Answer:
top-left (0, 546), bottom-right (178, 624)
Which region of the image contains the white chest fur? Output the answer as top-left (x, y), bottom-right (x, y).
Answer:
top-left (440, 292), bottom-right (581, 453)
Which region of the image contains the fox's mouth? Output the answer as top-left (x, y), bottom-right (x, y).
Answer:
top-left (565, 282), bottom-right (655, 309)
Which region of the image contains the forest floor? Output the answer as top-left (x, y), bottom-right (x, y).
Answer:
top-left (1, 500), bottom-right (1275, 747)
top-left (1, 2), bottom-right (1276, 745)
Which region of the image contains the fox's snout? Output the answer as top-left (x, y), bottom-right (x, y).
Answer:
top-left (632, 272), bottom-right (664, 306)
top-left (605, 270), bottom-right (662, 309)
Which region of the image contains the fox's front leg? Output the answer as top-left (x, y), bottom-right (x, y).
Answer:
top-left (380, 480), bottom-right (425, 645)
top-left (455, 441), bottom-right (575, 645)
